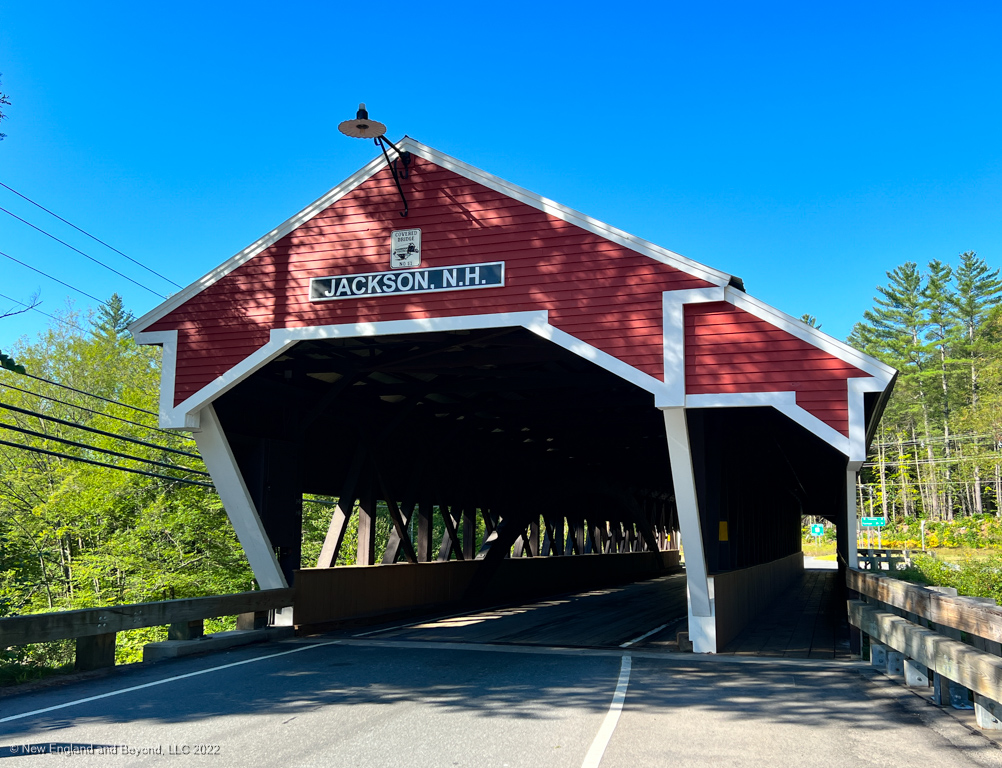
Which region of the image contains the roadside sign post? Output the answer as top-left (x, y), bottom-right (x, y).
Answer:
top-left (809, 523), bottom-right (824, 555)
top-left (861, 516), bottom-right (886, 549)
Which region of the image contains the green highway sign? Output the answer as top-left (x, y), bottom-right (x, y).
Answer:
top-left (861, 516), bottom-right (886, 527)
top-left (810, 524), bottom-right (824, 537)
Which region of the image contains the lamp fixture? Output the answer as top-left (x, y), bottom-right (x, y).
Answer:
top-left (338, 103), bottom-right (411, 217)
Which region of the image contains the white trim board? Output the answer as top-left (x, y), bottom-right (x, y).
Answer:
top-left (144, 311), bottom-right (674, 430)
top-left (663, 288), bottom-right (895, 462)
top-left (129, 138), bottom-right (732, 336)
top-left (684, 391), bottom-right (853, 457)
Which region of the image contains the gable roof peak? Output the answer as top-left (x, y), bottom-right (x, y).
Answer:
top-left (130, 138), bottom-right (732, 335)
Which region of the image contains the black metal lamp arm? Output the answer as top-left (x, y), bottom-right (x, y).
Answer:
top-left (375, 136), bottom-right (411, 218)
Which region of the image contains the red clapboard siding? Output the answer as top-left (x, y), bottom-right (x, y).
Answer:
top-left (149, 157), bottom-right (714, 405)
top-left (684, 302), bottom-right (869, 436)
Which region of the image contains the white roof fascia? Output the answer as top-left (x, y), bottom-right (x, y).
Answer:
top-left (722, 286), bottom-right (896, 383)
top-left (130, 138), bottom-right (732, 336)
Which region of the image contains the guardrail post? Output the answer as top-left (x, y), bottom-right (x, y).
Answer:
top-left (932, 672), bottom-right (951, 706)
top-left (237, 611), bottom-right (269, 630)
top-left (75, 633), bottom-right (116, 671)
top-left (869, 642), bottom-right (887, 670)
top-left (950, 680), bottom-right (974, 710)
top-left (168, 619), bottom-right (204, 641)
top-left (885, 650), bottom-right (904, 677)
top-left (903, 659), bottom-right (929, 688)
top-left (974, 694), bottom-right (1002, 730)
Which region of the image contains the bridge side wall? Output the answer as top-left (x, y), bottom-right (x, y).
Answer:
top-left (294, 551), bottom-right (681, 629)
top-left (710, 551), bottom-right (804, 651)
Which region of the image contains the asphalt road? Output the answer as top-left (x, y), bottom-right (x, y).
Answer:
top-left (1, 580), bottom-right (1000, 767)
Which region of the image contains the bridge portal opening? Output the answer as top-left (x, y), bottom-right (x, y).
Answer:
top-left (213, 327), bottom-right (676, 580)
top-left (205, 325), bottom-right (855, 651)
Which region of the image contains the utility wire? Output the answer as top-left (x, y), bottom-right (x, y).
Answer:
top-left (0, 291), bottom-right (90, 334)
top-left (0, 421), bottom-right (210, 476)
top-left (0, 181), bottom-right (182, 288)
top-left (0, 205), bottom-right (166, 299)
top-left (0, 401), bottom-right (202, 459)
top-left (0, 367), bottom-right (158, 417)
top-left (0, 437), bottom-right (213, 488)
top-left (0, 380), bottom-right (194, 441)
top-left (0, 249), bottom-right (107, 304)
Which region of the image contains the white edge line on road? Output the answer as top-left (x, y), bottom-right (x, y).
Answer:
top-left (620, 622), bottom-right (670, 648)
top-left (0, 640), bottom-right (341, 725)
top-left (582, 654), bottom-right (631, 768)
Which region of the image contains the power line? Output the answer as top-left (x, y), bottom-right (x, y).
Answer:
top-left (0, 181), bottom-right (182, 288)
top-left (0, 367), bottom-right (158, 417)
top-left (0, 437), bottom-right (213, 488)
top-left (0, 291), bottom-right (90, 334)
top-left (0, 421), bottom-right (210, 476)
top-left (0, 401), bottom-right (201, 459)
top-left (0, 205), bottom-right (166, 299)
top-left (0, 249), bottom-right (107, 305)
top-left (0, 380), bottom-right (193, 441)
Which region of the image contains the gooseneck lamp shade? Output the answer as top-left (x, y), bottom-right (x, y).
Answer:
top-left (338, 103), bottom-right (387, 139)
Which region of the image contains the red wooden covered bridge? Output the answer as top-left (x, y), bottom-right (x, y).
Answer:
top-left (129, 139), bottom-right (895, 652)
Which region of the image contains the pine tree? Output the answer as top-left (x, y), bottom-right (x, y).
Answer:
top-left (851, 263), bottom-right (941, 517)
top-left (952, 252), bottom-right (1002, 515)
top-left (90, 294), bottom-right (135, 341)
top-left (924, 260), bottom-right (960, 516)
top-left (952, 252), bottom-right (1002, 408)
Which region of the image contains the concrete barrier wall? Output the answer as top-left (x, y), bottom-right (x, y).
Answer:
top-left (711, 551), bottom-right (804, 650)
top-left (295, 550), bottom-right (681, 628)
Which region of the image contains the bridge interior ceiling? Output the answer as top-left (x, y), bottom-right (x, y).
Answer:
top-left (213, 327), bottom-right (672, 516)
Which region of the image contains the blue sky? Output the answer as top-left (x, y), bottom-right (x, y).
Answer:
top-left (1, 2), bottom-right (1000, 346)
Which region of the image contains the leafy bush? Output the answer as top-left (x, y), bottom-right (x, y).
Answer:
top-left (907, 552), bottom-right (1002, 603)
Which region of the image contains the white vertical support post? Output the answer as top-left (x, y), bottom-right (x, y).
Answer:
top-left (846, 464), bottom-right (860, 569)
top-left (661, 407), bottom-right (715, 653)
top-left (193, 404), bottom-right (288, 590)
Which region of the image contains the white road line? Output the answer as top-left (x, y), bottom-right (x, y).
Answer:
top-left (582, 654), bottom-right (632, 768)
top-left (620, 622), bottom-right (670, 648)
top-left (0, 640), bottom-right (341, 725)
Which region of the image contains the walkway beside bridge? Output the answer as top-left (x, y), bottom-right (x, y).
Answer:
top-left (721, 565), bottom-right (852, 659)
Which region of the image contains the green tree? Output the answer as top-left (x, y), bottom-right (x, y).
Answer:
top-left (924, 259), bottom-right (961, 515)
top-left (0, 301), bottom-right (253, 672)
top-left (952, 251), bottom-right (1002, 408)
top-left (91, 294), bottom-right (134, 341)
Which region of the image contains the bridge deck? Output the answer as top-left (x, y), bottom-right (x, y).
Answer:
top-left (349, 573), bottom-right (688, 649)
top-left (720, 566), bottom-right (851, 659)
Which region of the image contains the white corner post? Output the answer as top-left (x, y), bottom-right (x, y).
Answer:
top-left (193, 404), bottom-right (288, 590)
top-left (846, 462), bottom-right (861, 569)
top-left (662, 407), bottom-right (715, 653)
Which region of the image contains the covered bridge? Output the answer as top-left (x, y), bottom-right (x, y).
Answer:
top-left (129, 139), bottom-right (895, 652)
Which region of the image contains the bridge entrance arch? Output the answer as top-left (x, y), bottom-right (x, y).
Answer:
top-left (130, 139), bottom-right (895, 652)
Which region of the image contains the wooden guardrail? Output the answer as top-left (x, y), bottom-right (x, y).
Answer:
top-left (856, 548), bottom-right (912, 571)
top-left (847, 568), bottom-right (1002, 730)
top-left (0, 588), bottom-right (294, 671)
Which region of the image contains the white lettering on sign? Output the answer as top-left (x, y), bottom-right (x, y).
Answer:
top-left (391, 229), bottom-right (421, 268)
top-left (310, 261), bottom-right (505, 301)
